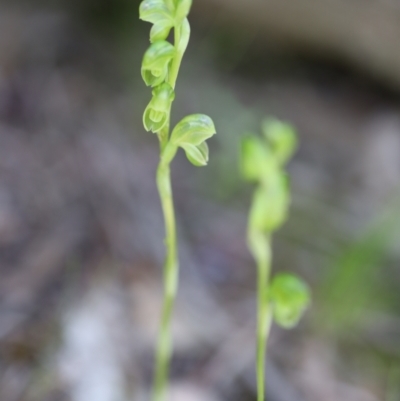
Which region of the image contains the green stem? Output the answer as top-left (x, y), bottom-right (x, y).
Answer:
top-left (157, 19), bottom-right (190, 152)
top-left (152, 143), bottom-right (178, 401)
top-left (249, 230), bottom-right (272, 401)
top-left (256, 254), bottom-right (272, 401)
top-left (167, 19), bottom-right (190, 90)
top-left (158, 123), bottom-right (170, 152)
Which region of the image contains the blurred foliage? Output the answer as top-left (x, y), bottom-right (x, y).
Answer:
top-left (319, 198), bottom-right (400, 332)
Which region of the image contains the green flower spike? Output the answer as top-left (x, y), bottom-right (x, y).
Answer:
top-left (143, 83), bottom-right (175, 133)
top-left (141, 40), bottom-right (176, 87)
top-left (139, 1), bottom-right (216, 401)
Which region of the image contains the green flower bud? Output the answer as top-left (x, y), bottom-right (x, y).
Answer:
top-left (170, 114), bottom-right (215, 166)
top-left (174, 0), bottom-right (192, 21)
top-left (262, 118), bottom-right (298, 166)
top-left (240, 135), bottom-right (275, 182)
top-left (141, 41), bottom-right (176, 87)
top-left (143, 83), bottom-right (175, 133)
top-left (181, 141), bottom-right (209, 166)
top-left (150, 21), bottom-right (174, 42)
top-left (139, 0), bottom-right (174, 25)
top-left (249, 173), bottom-right (289, 233)
top-left (270, 273), bottom-right (310, 329)
top-left (170, 114), bottom-right (216, 146)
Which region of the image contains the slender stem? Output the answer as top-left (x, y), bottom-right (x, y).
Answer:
top-left (256, 244), bottom-right (272, 401)
top-left (249, 230), bottom-right (272, 401)
top-left (167, 25), bottom-right (181, 89)
top-left (158, 123), bottom-right (170, 152)
top-left (152, 144), bottom-right (178, 401)
top-left (168, 19), bottom-right (190, 90)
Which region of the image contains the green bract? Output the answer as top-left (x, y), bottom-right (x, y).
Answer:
top-left (141, 41), bottom-right (176, 87)
top-left (143, 83), bottom-right (175, 132)
top-left (263, 118), bottom-right (298, 166)
top-left (176, 18), bottom-right (191, 54)
top-left (270, 273), bottom-right (310, 329)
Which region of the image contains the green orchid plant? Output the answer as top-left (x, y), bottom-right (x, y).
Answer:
top-left (139, 1), bottom-right (216, 400)
top-left (241, 119), bottom-right (310, 401)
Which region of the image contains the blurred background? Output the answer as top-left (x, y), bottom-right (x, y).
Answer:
top-left (1, 0), bottom-right (400, 400)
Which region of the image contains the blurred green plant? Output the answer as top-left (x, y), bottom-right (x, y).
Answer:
top-left (241, 119), bottom-right (310, 401)
top-left (139, 1), bottom-right (216, 400)
top-left (320, 198), bottom-right (400, 331)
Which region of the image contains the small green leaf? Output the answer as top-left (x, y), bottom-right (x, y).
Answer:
top-left (141, 41), bottom-right (176, 87)
top-left (174, 0), bottom-right (192, 21)
top-left (262, 118), bottom-right (298, 166)
top-left (240, 135), bottom-right (275, 182)
top-left (143, 83), bottom-right (175, 132)
top-left (270, 273), bottom-right (310, 329)
top-left (150, 21), bottom-right (174, 42)
top-left (170, 114), bottom-right (216, 146)
top-left (181, 142), bottom-right (209, 166)
top-left (139, 0), bottom-right (174, 25)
